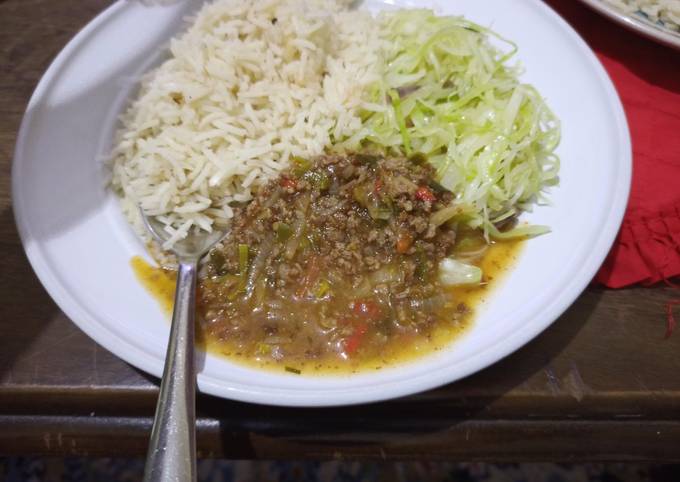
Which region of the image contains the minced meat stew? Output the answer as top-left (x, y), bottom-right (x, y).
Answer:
top-left (196, 154), bottom-right (511, 372)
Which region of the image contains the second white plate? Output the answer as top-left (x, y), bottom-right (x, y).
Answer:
top-left (579, 0), bottom-right (680, 50)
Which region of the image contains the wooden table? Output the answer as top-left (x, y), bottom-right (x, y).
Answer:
top-left (2, 0), bottom-right (680, 462)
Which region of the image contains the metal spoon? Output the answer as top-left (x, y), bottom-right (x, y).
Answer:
top-left (139, 211), bottom-right (225, 482)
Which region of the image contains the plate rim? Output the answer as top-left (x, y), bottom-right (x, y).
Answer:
top-left (577, 0), bottom-right (680, 50)
top-left (12, 0), bottom-right (632, 407)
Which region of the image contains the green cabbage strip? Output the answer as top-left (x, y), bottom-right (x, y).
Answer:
top-left (339, 9), bottom-right (560, 239)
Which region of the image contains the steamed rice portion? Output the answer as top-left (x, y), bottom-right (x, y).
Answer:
top-left (110, 0), bottom-right (383, 245)
top-left (604, 0), bottom-right (680, 30)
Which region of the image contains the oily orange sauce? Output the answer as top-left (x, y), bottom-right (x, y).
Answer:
top-left (131, 239), bottom-right (524, 375)
top-left (130, 256), bottom-right (176, 315)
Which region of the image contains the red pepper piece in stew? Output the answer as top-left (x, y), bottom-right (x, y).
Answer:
top-left (279, 176), bottom-right (298, 189)
top-left (344, 321), bottom-right (369, 355)
top-left (415, 186), bottom-right (436, 202)
top-left (396, 232), bottom-right (413, 254)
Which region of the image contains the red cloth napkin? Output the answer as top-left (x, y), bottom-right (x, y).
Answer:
top-left (545, 1), bottom-right (680, 288)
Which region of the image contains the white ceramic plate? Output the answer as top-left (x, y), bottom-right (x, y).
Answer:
top-left (578, 0), bottom-right (680, 50)
top-left (12, 0), bottom-right (631, 406)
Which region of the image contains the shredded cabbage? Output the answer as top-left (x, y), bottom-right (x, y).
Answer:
top-left (340, 10), bottom-right (560, 238)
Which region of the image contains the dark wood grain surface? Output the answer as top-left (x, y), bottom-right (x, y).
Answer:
top-left (2, 0), bottom-right (680, 461)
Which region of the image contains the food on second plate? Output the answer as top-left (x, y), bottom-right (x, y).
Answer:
top-left (196, 153), bottom-right (516, 372)
top-left (604, 0), bottom-right (680, 31)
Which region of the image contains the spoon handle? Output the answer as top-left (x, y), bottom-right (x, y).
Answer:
top-left (143, 258), bottom-right (198, 482)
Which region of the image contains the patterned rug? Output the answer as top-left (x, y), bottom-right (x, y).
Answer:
top-left (2, 459), bottom-right (676, 482)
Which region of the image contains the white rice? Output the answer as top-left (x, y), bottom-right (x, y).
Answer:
top-left (604, 0), bottom-right (680, 30)
top-left (110, 0), bottom-right (384, 246)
